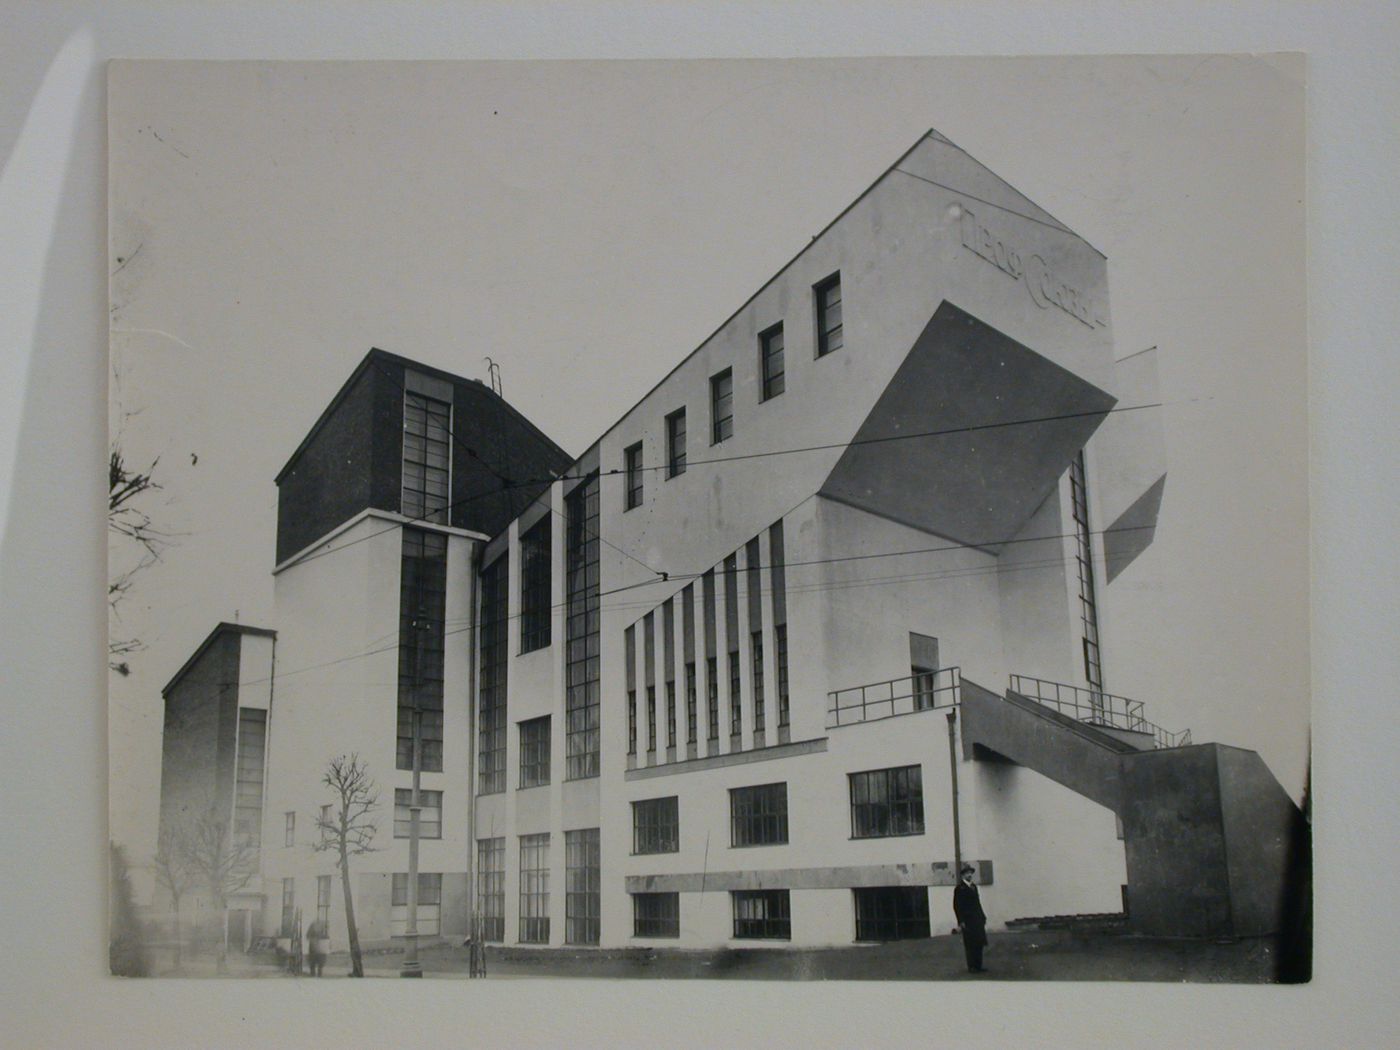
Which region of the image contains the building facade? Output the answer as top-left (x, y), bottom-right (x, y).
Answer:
top-left (158, 130), bottom-right (1295, 954)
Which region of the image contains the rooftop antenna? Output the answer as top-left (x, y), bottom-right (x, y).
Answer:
top-left (483, 357), bottom-right (503, 397)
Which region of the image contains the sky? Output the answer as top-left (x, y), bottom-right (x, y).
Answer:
top-left (107, 55), bottom-right (1308, 859)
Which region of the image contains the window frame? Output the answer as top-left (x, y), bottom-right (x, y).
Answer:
top-left (848, 764), bottom-right (925, 839)
top-left (392, 788), bottom-right (444, 839)
top-left (729, 782), bottom-right (789, 848)
top-left (401, 391), bottom-right (452, 524)
top-left (631, 795), bottom-right (680, 855)
top-left (814, 271), bottom-right (843, 358)
top-left (665, 408), bottom-right (687, 478)
top-left (518, 517), bottom-right (552, 653)
top-left (633, 892), bottom-right (681, 938)
top-left (390, 872), bottom-right (442, 937)
top-left (624, 441), bottom-right (644, 510)
top-left (732, 888), bottom-right (791, 940)
top-left (710, 368), bottom-right (734, 445)
top-left (518, 715), bottom-right (551, 789)
top-left (759, 321), bottom-right (786, 401)
top-left (284, 811), bottom-right (295, 847)
top-left (518, 833), bottom-right (551, 944)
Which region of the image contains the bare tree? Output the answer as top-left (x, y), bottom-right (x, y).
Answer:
top-left (313, 754), bottom-right (380, 978)
top-left (108, 444), bottom-right (172, 675)
top-left (179, 808), bottom-right (258, 974)
top-left (152, 823), bottom-right (197, 971)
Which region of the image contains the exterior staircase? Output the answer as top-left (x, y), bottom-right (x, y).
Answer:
top-left (959, 677), bottom-right (1302, 939)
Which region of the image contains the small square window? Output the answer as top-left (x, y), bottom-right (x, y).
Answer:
top-left (632, 796), bottom-right (679, 854)
top-left (393, 788), bottom-right (443, 839)
top-left (633, 892), bottom-right (680, 938)
top-left (732, 889), bottom-right (790, 939)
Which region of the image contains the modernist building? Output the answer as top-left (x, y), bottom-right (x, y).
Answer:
top-left (157, 130), bottom-right (1299, 954)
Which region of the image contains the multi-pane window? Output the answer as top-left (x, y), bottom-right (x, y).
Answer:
top-left (519, 833), bottom-right (551, 944)
top-left (233, 708), bottom-right (266, 847)
top-left (624, 442), bottom-right (644, 510)
top-left (565, 474), bottom-right (601, 779)
top-left (1070, 451), bottom-right (1104, 700)
top-left (775, 624), bottom-right (790, 729)
top-left (477, 837), bottom-right (505, 943)
top-left (284, 811), bottom-right (295, 847)
top-left (666, 408), bottom-right (687, 478)
top-left (730, 782), bottom-right (788, 847)
top-left (646, 686), bottom-right (657, 752)
top-left (632, 796), bottom-right (679, 855)
top-left (732, 889), bottom-right (790, 939)
top-left (912, 665), bottom-right (938, 710)
top-left (627, 689), bottom-right (638, 756)
top-left (398, 528), bottom-right (446, 772)
top-left (815, 272), bottom-right (843, 357)
top-left (565, 828), bottom-right (600, 946)
top-left (760, 322), bottom-right (785, 400)
top-left (625, 622), bottom-right (637, 756)
top-left (391, 873), bottom-right (442, 937)
top-left (393, 788), bottom-right (443, 839)
top-left (519, 716), bottom-right (551, 789)
top-left (751, 631), bottom-right (766, 733)
top-left (402, 392), bottom-right (451, 523)
top-left (853, 887), bottom-right (930, 941)
top-left (316, 874), bottom-right (332, 929)
top-left (319, 804), bottom-right (332, 844)
top-left (633, 892), bottom-right (680, 938)
top-left (665, 680), bottom-right (677, 749)
top-left (685, 662), bottom-right (698, 744)
top-left (710, 368), bottom-right (734, 444)
top-left (728, 652), bottom-right (742, 736)
top-left (280, 878), bottom-right (295, 937)
top-left (519, 517), bottom-right (552, 653)
top-left (849, 765), bottom-right (924, 838)
top-left (706, 656), bottom-right (719, 742)
top-left (478, 554), bottom-right (508, 793)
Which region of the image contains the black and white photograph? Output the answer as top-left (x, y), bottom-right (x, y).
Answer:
top-left (103, 55), bottom-right (1312, 986)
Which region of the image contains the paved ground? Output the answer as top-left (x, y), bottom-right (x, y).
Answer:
top-left (153, 929), bottom-right (1284, 983)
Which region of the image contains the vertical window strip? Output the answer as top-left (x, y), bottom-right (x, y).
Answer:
top-left (477, 554), bottom-right (509, 794)
top-left (402, 392), bottom-right (452, 524)
top-left (565, 474), bottom-right (601, 779)
top-left (519, 517), bottom-right (552, 653)
top-left (234, 708), bottom-right (266, 847)
top-left (1069, 452), bottom-right (1104, 695)
top-left (565, 828), bottom-right (600, 946)
top-left (519, 717), bottom-right (551, 788)
top-left (518, 833), bottom-right (551, 944)
top-left (477, 837), bottom-right (505, 942)
top-left (625, 623), bottom-right (637, 757)
top-left (398, 528), bottom-right (447, 773)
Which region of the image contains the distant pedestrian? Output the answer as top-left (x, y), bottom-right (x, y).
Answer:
top-left (953, 864), bottom-right (988, 973)
top-left (305, 920), bottom-right (329, 977)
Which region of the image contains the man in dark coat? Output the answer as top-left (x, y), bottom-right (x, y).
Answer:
top-left (953, 864), bottom-right (988, 973)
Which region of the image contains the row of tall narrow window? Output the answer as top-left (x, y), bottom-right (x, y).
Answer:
top-left (630, 765), bottom-right (925, 856)
top-left (622, 272), bottom-right (842, 508)
top-left (477, 829), bottom-right (601, 946)
top-left (627, 522), bottom-right (789, 760)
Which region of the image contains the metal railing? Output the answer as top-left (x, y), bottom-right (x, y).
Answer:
top-left (827, 667), bottom-right (961, 729)
top-left (1007, 674), bottom-right (1191, 749)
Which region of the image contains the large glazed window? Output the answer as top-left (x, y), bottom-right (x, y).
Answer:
top-left (519, 517), bottom-right (551, 653)
top-left (564, 828), bottom-right (600, 946)
top-left (477, 554), bottom-right (508, 793)
top-left (849, 765), bottom-right (924, 838)
top-left (402, 391), bottom-right (451, 524)
top-left (730, 782), bottom-right (788, 847)
top-left (397, 528), bottom-right (446, 772)
top-left (564, 473), bottom-right (601, 779)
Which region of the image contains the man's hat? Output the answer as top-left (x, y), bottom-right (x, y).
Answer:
top-left (960, 864), bottom-right (976, 875)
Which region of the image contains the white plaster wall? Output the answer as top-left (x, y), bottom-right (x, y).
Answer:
top-left (258, 515), bottom-right (477, 944)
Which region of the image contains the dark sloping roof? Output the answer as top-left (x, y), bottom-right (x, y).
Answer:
top-left (162, 622), bottom-right (276, 698)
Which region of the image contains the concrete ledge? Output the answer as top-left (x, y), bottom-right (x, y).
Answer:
top-left (625, 859), bottom-right (992, 893)
top-left (624, 736), bottom-right (827, 780)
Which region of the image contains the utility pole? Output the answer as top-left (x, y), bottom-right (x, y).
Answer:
top-left (946, 709), bottom-right (962, 875)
